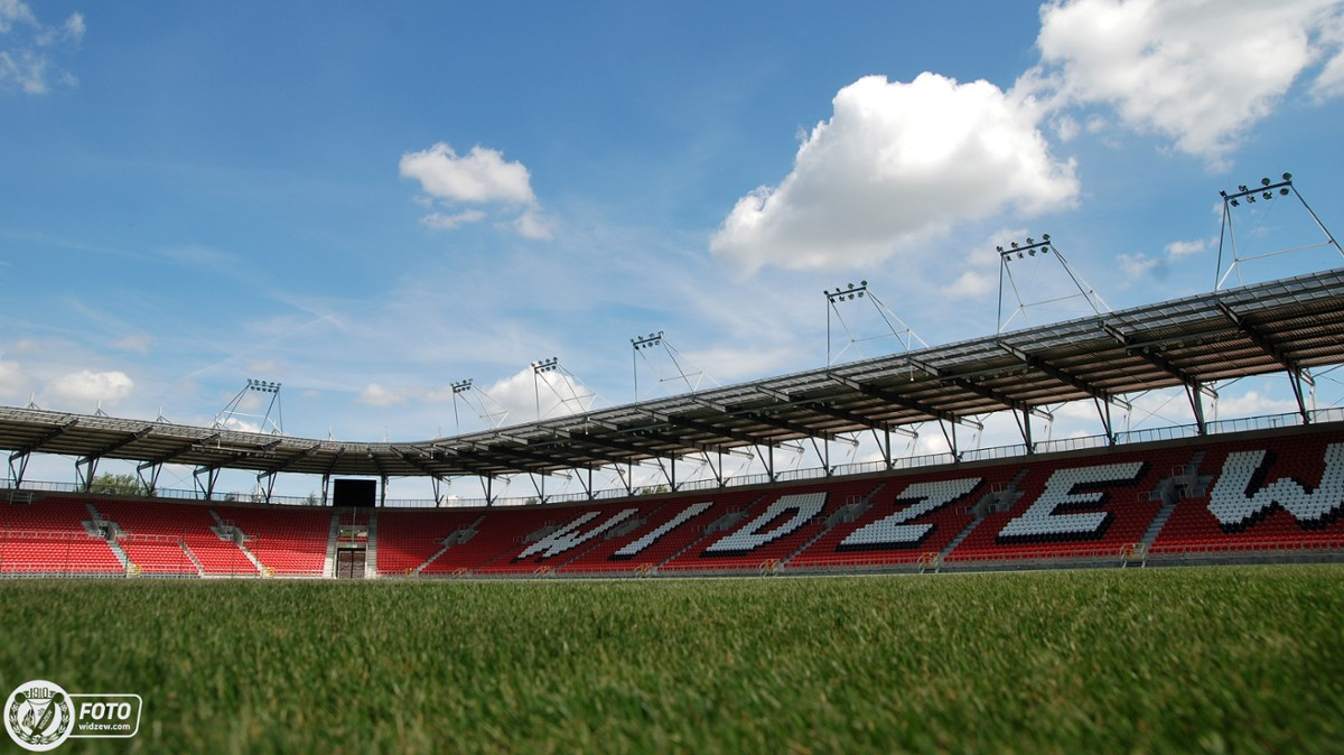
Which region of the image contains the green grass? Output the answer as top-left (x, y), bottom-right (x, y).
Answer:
top-left (1, 567), bottom-right (1342, 754)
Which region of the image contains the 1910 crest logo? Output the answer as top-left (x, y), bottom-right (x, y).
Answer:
top-left (3, 680), bottom-right (140, 751)
top-left (4, 680), bottom-right (73, 752)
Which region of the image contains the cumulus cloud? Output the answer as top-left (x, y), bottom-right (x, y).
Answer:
top-left (1032, 0), bottom-right (1344, 163)
top-left (0, 1), bottom-right (83, 94)
top-left (512, 207), bottom-right (554, 240)
top-left (1166, 237), bottom-right (1211, 257)
top-left (944, 270), bottom-right (996, 298)
top-left (1117, 252), bottom-right (1163, 279)
top-left (711, 73), bottom-right (1078, 272)
top-left (483, 366), bottom-right (594, 423)
top-left (398, 143), bottom-right (551, 239)
top-left (399, 144), bottom-right (536, 205)
top-left (420, 209), bottom-right (486, 231)
top-left (0, 359), bottom-right (26, 400)
top-left (942, 227), bottom-right (1027, 299)
top-left (48, 369), bottom-right (133, 407)
top-left (1216, 389), bottom-right (1301, 418)
top-left (358, 383), bottom-right (404, 407)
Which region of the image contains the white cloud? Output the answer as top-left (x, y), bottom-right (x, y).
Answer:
top-left (61, 12), bottom-right (83, 43)
top-left (483, 366), bottom-right (593, 423)
top-left (1313, 13), bottom-right (1344, 99)
top-left (420, 209), bottom-right (486, 231)
top-left (0, 3), bottom-right (83, 94)
top-left (1117, 252), bottom-right (1162, 279)
top-left (0, 360), bottom-right (26, 400)
top-left (711, 73), bottom-right (1078, 273)
top-left (399, 143), bottom-right (535, 205)
top-left (942, 227), bottom-right (1027, 300)
top-left (358, 383), bottom-right (404, 407)
top-left (48, 369), bottom-right (134, 407)
top-left (218, 416), bottom-right (261, 434)
top-left (512, 207), bottom-right (554, 240)
top-left (1216, 389), bottom-right (1300, 418)
top-left (0, 0), bottom-right (35, 33)
top-left (944, 270), bottom-right (996, 298)
top-left (1166, 237), bottom-right (1211, 257)
top-left (1053, 114), bottom-right (1080, 141)
top-left (0, 48), bottom-right (49, 93)
top-left (399, 143), bottom-right (552, 239)
top-left (1033, 0), bottom-right (1344, 163)
top-left (112, 334), bottom-right (153, 354)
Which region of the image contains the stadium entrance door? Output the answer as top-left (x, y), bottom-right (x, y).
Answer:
top-left (335, 549), bottom-right (365, 579)
top-left (333, 514), bottom-right (369, 579)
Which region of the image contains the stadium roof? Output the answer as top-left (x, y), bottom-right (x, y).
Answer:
top-left (3, 269), bottom-right (1344, 480)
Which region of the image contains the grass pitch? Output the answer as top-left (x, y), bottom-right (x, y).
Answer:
top-left (2, 566), bottom-right (1342, 754)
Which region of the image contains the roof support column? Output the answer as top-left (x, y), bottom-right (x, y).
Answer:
top-left (431, 476), bottom-right (445, 507)
top-left (75, 455), bottom-right (100, 493)
top-left (1289, 369), bottom-right (1312, 425)
top-left (939, 419), bottom-right (960, 461)
top-left (575, 467), bottom-right (594, 501)
top-left (321, 474), bottom-right (330, 506)
top-left (137, 463), bottom-right (163, 497)
top-left (480, 475), bottom-right (496, 507)
top-left (257, 471), bottom-right (278, 504)
top-left (1014, 408), bottom-right (1034, 454)
top-left (614, 463), bottom-right (634, 496)
top-left (193, 466), bottom-right (220, 501)
top-left (380, 475), bottom-right (388, 507)
top-left (700, 450), bottom-right (724, 488)
top-left (1094, 397), bottom-right (1114, 445)
top-left (528, 472), bottom-right (548, 504)
top-left (1187, 381), bottom-right (1207, 435)
top-left (8, 451), bottom-right (30, 489)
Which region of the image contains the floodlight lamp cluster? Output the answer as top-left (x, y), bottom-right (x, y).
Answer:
top-left (997, 234), bottom-right (1052, 261)
top-left (245, 379), bottom-right (281, 393)
top-left (531, 357), bottom-right (559, 374)
top-left (826, 281), bottom-right (868, 302)
top-left (1221, 173), bottom-right (1292, 207)
top-left (631, 331), bottom-right (664, 350)
top-left (451, 378), bottom-right (473, 394)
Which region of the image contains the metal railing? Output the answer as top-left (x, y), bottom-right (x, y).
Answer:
top-left (1, 408), bottom-right (1338, 509)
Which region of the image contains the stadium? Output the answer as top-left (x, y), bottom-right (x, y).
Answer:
top-left (5, 2), bottom-right (1344, 753)
top-left (5, 268), bottom-right (1344, 580)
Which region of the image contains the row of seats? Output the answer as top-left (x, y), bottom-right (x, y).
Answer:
top-left (5, 425), bottom-right (1344, 576)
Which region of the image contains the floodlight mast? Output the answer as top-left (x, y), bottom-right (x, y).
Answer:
top-left (995, 234), bottom-right (1108, 333)
top-left (530, 357), bottom-right (560, 421)
top-left (825, 281), bottom-right (928, 366)
top-left (212, 378), bottom-right (284, 435)
top-left (1214, 172), bottom-right (1343, 290)
top-left (630, 331), bottom-right (664, 401)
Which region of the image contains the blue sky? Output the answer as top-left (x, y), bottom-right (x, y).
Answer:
top-left (4, 0), bottom-right (1344, 498)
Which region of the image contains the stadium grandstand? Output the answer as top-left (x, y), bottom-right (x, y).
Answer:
top-left (3, 268), bottom-right (1344, 578)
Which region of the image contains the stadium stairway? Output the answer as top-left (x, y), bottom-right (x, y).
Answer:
top-left (413, 515), bottom-right (485, 575)
top-left (367, 510), bottom-right (379, 578)
top-left (781, 481), bottom-right (888, 569)
top-left (936, 471), bottom-right (1030, 567)
top-left (207, 510), bottom-right (266, 576)
top-left (324, 512), bottom-right (339, 578)
top-left (85, 502), bottom-right (131, 572)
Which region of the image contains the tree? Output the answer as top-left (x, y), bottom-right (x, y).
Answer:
top-left (87, 473), bottom-right (150, 497)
